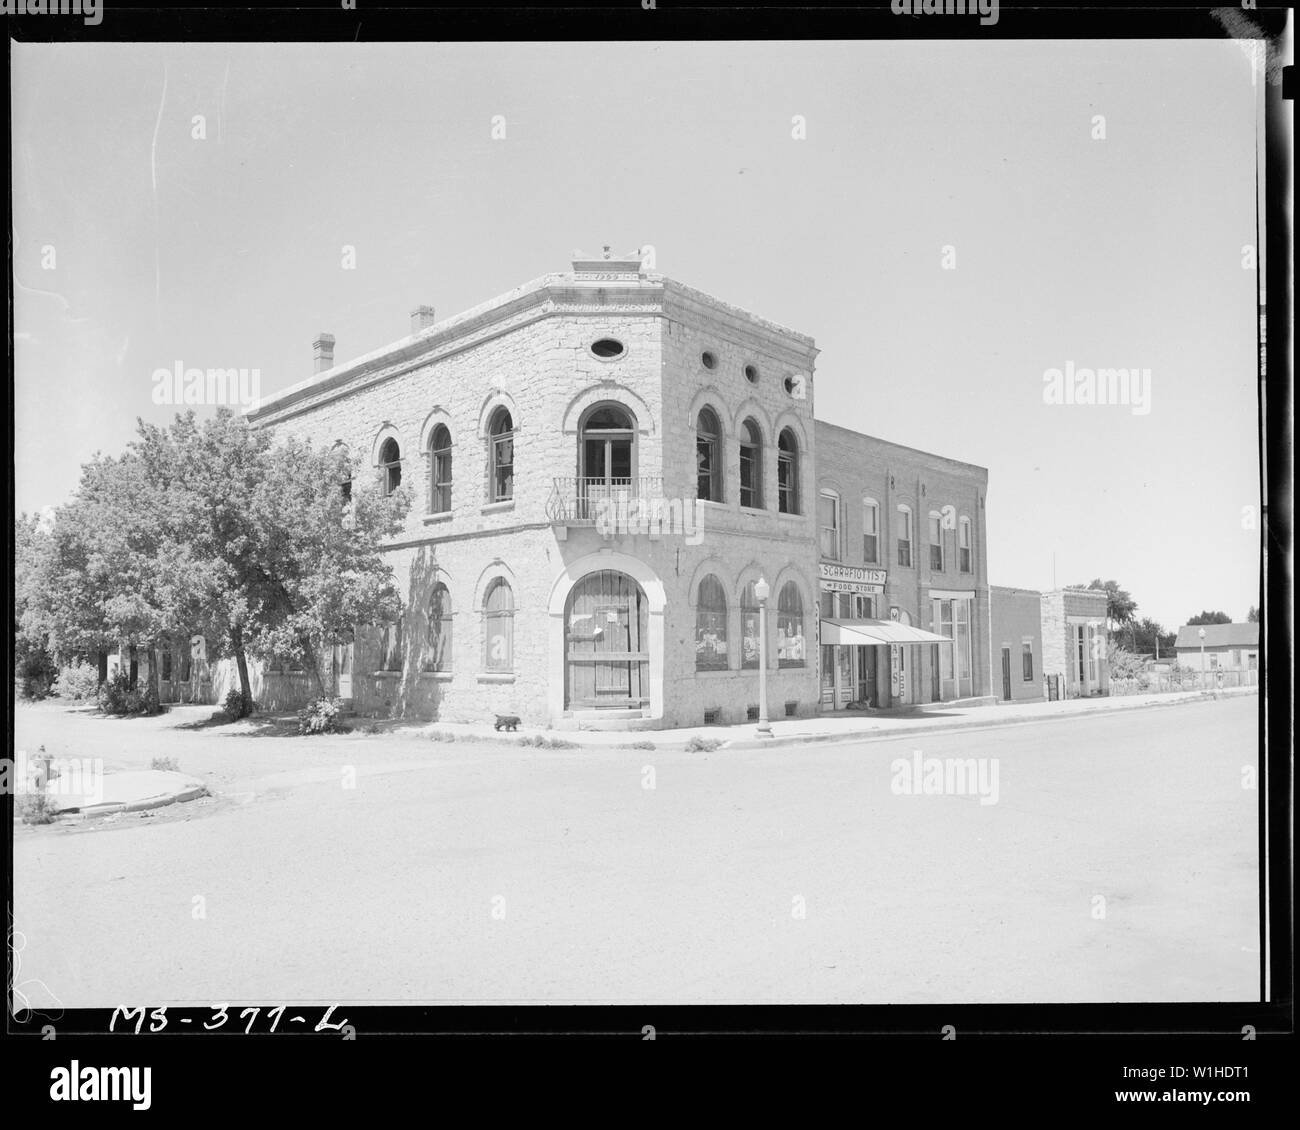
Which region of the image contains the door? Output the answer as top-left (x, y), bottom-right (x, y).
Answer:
top-left (1001, 646), bottom-right (1012, 701)
top-left (837, 646), bottom-right (853, 706)
top-left (855, 645), bottom-right (875, 705)
top-left (565, 570), bottom-right (648, 709)
top-left (821, 645), bottom-right (836, 707)
top-left (333, 639), bottom-right (354, 700)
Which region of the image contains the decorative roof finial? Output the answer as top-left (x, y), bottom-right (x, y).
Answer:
top-left (603, 245), bottom-right (611, 259)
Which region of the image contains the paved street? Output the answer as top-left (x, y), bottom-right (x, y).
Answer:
top-left (13, 696), bottom-right (1259, 1006)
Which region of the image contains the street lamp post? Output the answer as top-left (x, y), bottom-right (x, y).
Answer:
top-left (1198, 626), bottom-right (1206, 688)
top-left (755, 575), bottom-right (773, 738)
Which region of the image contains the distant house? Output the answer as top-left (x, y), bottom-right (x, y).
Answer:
top-left (1173, 623), bottom-right (1259, 674)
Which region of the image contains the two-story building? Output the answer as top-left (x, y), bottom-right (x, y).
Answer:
top-left (247, 250), bottom-right (822, 729)
top-left (813, 424), bottom-right (992, 709)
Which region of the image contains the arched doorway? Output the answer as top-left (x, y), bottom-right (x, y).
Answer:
top-left (564, 570), bottom-right (649, 709)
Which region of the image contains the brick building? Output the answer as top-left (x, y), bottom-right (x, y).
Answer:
top-left (990, 585), bottom-right (1045, 703)
top-left (813, 424), bottom-right (991, 709)
top-left (235, 250), bottom-right (993, 728)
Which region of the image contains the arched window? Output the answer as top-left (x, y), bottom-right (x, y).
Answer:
top-left (429, 425), bottom-right (452, 514)
top-left (488, 409), bottom-right (514, 503)
top-left (695, 575), bottom-right (728, 670)
top-left (423, 583), bottom-right (452, 672)
top-left (739, 418), bottom-right (763, 508)
top-left (381, 616), bottom-right (403, 672)
top-left (928, 511), bottom-right (945, 572)
top-left (379, 437), bottom-right (402, 496)
top-left (579, 403), bottom-right (635, 488)
top-left (959, 516), bottom-right (972, 573)
top-left (818, 489), bottom-right (840, 560)
top-left (483, 579), bottom-right (514, 671)
top-left (696, 407), bottom-right (722, 502)
top-left (777, 428), bottom-right (799, 514)
top-left (896, 504), bottom-right (913, 567)
top-left (862, 498), bottom-right (880, 564)
top-left (740, 581), bottom-right (761, 669)
top-left (777, 582), bottom-right (806, 668)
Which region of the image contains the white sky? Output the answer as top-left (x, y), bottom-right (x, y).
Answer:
top-left (11, 39), bottom-right (1263, 628)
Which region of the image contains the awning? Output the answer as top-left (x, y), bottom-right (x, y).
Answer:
top-left (819, 618), bottom-right (954, 646)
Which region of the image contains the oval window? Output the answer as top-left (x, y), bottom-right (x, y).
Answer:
top-left (701, 351), bottom-right (717, 370)
top-left (591, 338), bottom-right (625, 359)
top-left (744, 364), bottom-right (759, 383)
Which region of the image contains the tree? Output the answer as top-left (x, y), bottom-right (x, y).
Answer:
top-left (14, 514), bottom-right (59, 697)
top-left (1247, 605), bottom-right (1260, 622)
top-left (1130, 616), bottom-right (1176, 656)
top-left (133, 410), bottom-right (408, 711)
top-left (1187, 610), bottom-right (1232, 626)
top-left (1076, 578), bottom-right (1138, 638)
top-left (42, 409), bottom-right (409, 717)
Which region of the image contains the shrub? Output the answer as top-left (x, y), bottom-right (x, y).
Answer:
top-left (97, 672), bottom-right (162, 716)
top-left (150, 756), bottom-right (180, 772)
top-left (428, 729), bottom-right (458, 743)
top-left (518, 734), bottom-right (579, 750)
top-left (685, 736), bottom-right (722, 753)
top-left (223, 689), bottom-right (256, 721)
top-left (53, 658), bottom-right (99, 702)
top-left (297, 696), bottom-right (346, 735)
top-left (19, 791), bottom-right (58, 825)
top-left (630, 740), bottom-right (656, 751)
top-left (16, 647), bottom-right (58, 700)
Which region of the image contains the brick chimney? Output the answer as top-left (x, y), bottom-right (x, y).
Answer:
top-left (312, 333), bottom-right (335, 373)
top-left (410, 305), bottom-right (437, 334)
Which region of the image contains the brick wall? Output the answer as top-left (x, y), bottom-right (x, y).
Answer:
top-left (990, 585), bottom-right (1045, 702)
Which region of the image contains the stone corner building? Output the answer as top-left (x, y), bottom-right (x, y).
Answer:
top-left (236, 250), bottom-right (993, 728)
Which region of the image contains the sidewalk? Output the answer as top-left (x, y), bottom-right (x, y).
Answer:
top-left (414, 685), bottom-right (1259, 750)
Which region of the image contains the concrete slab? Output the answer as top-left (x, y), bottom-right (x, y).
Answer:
top-left (48, 769), bottom-right (209, 816)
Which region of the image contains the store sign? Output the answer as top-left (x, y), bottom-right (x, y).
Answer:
top-left (819, 562), bottom-right (886, 595)
top-left (821, 579), bottom-right (884, 595)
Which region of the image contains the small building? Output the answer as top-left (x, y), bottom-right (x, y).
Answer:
top-left (1173, 623), bottom-right (1259, 675)
top-left (990, 585), bottom-right (1045, 703)
top-left (1039, 587), bottom-right (1110, 698)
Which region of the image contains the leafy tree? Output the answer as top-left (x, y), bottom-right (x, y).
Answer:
top-left (1075, 578), bottom-right (1138, 634)
top-left (41, 409), bottom-right (408, 717)
top-left (1247, 605), bottom-right (1260, 623)
top-left (1130, 616), bottom-right (1176, 655)
top-left (1186, 610), bottom-right (1233, 626)
top-left (14, 514), bottom-right (59, 697)
top-left (1107, 642), bottom-right (1149, 681)
top-left (133, 410), bottom-right (408, 710)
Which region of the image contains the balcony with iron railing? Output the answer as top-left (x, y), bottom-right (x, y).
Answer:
top-left (546, 476), bottom-right (667, 524)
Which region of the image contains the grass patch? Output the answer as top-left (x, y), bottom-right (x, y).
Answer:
top-left (684, 736), bottom-right (723, 753)
top-left (150, 756), bottom-right (180, 773)
top-left (630, 740), bottom-right (656, 751)
top-left (518, 734), bottom-right (579, 750)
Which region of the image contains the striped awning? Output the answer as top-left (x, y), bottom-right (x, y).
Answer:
top-left (819, 619), bottom-right (953, 646)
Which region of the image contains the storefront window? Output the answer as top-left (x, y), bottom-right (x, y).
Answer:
top-left (695, 575), bottom-right (728, 670)
top-left (777, 582), bottom-right (806, 667)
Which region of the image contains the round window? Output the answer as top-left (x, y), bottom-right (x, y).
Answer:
top-left (701, 351), bottom-right (717, 370)
top-left (590, 338), bottom-right (626, 359)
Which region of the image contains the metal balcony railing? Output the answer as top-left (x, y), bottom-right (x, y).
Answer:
top-left (546, 476), bottom-right (666, 524)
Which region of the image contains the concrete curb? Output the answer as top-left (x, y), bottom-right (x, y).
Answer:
top-left (57, 784), bottom-right (210, 821)
top-left (719, 687), bottom-right (1258, 751)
